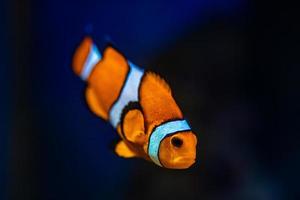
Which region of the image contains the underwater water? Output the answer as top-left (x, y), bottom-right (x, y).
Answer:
top-left (1, 0), bottom-right (299, 200)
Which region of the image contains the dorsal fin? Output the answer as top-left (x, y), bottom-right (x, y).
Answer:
top-left (147, 71), bottom-right (171, 93)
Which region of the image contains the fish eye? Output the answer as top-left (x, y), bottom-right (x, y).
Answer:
top-left (171, 136), bottom-right (183, 148)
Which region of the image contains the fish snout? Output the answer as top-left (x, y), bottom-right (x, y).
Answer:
top-left (172, 155), bottom-right (196, 169)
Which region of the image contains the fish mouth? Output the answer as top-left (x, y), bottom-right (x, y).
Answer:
top-left (174, 157), bottom-right (195, 163)
top-left (172, 157), bottom-right (196, 169)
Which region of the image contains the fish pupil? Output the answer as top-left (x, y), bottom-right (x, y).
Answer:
top-left (171, 137), bottom-right (183, 148)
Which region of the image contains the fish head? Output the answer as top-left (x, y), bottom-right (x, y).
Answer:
top-left (158, 131), bottom-right (197, 169)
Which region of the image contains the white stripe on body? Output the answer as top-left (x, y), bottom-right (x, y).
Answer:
top-left (80, 44), bottom-right (102, 81)
top-left (109, 61), bottom-right (144, 128)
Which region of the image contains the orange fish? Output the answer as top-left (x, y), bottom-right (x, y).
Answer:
top-left (72, 37), bottom-right (197, 169)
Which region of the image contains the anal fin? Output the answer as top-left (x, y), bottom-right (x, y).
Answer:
top-left (115, 141), bottom-right (138, 158)
top-left (86, 87), bottom-right (108, 120)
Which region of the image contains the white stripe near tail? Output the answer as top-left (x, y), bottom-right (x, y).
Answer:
top-left (80, 44), bottom-right (101, 81)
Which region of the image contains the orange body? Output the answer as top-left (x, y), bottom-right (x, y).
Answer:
top-left (72, 37), bottom-right (197, 169)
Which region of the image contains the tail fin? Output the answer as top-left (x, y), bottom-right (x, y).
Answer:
top-left (72, 37), bottom-right (102, 81)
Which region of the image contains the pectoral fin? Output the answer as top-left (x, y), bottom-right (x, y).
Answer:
top-left (115, 141), bottom-right (138, 158)
top-left (85, 87), bottom-right (108, 120)
top-left (122, 109), bottom-right (146, 145)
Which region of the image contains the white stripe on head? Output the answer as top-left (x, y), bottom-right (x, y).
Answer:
top-left (148, 119), bottom-right (191, 167)
top-left (80, 44), bottom-right (102, 81)
top-left (109, 61), bottom-right (144, 128)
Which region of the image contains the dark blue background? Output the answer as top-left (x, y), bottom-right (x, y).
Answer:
top-left (1, 0), bottom-right (9, 199)
top-left (1, 0), bottom-right (299, 200)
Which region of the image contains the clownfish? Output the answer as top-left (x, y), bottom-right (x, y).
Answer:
top-left (72, 37), bottom-right (197, 169)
